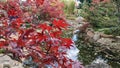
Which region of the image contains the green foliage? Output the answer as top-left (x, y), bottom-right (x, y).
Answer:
top-left (76, 33), bottom-right (99, 65)
top-left (0, 49), bottom-right (5, 53)
top-left (77, 42), bottom-right (98, 65)
top-left (98, 27), bottom-right (120, 36)
top-left (75, 1), bottom-right (120, 67)
top-left (62, 30), bottom-right (73, 38)
top-left (79, 2), bottom-right (119, 35)
top-left (76, 32), bottom-right (120, 67)
top-left (61, 0), bottom-right (75, 16)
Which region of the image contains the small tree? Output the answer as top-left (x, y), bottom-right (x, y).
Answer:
top-left (0, 0), bottom-right (83, 68)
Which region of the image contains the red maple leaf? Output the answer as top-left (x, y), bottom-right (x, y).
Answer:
top-left (37, 33), bottom-right (47, 42)
top-left (50, 31), bottom-right (62, 37)
top-left (0, 41), bottom-right (6, 48)
top-left (11, 18), bottom-right (23, 28)
top-left (24, 29), bottom-right (35, 37)
top-left (36, 0), bottom-right (44, 5)
top-left (51, 46), bottom-right (59, 54)
top-left (52, 19), bottom-right (69, 29)
top-left (17, 39), bottom-right (25, 47)
top-left (38, 23), bottom-right (52, 32)
top-left (61, 38), bottom-right (73, 48)
top-left (8, 9), bottom-right (17, 16)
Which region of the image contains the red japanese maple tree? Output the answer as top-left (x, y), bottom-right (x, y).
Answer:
top-left (0, 0), bottom-right (83, 68)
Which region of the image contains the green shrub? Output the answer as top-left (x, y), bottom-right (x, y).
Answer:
top-left (76, 1), bottom-right (120, 67)
top-left (79, 2), bottom-right (119, 35)
top-left (61, 0), bottom-right (75, 15)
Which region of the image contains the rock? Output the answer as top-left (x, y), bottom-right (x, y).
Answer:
top-left (110, 43), bottom-right (120, 50)
top-left (85, 63), bottom-right (110, 68)
top-left (93, 32), bottom-right (101, 41)
top-left (0, 9), bottom-right (8, 17)
top-left (0, 54), bottom-right (24, 68)
top-left (97, 38), bottom-right (115, 45)
top-left (86, 30), bottom-right (94, 38)
top-left (75, 16), bottom-right (85, 24)
top-left (116, 36), bottom-right (120, 39)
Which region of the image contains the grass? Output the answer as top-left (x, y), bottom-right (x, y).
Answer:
top-left (61, 0), bottom-right (75, 17)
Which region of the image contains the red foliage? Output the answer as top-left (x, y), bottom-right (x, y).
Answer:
top-left (39, 0), bottom-right (65, 20)
top-left (92, 0), bottom-right (110, 4)
top-left (0, 0), bottom-right (81, 68)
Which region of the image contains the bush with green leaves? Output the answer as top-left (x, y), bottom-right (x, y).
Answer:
top-left (79, 1), bottom-right (119, 35)
top-left (76, 1), bottom-right (120, 67)
top-left (61, 0), bottom-right (75, 16)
